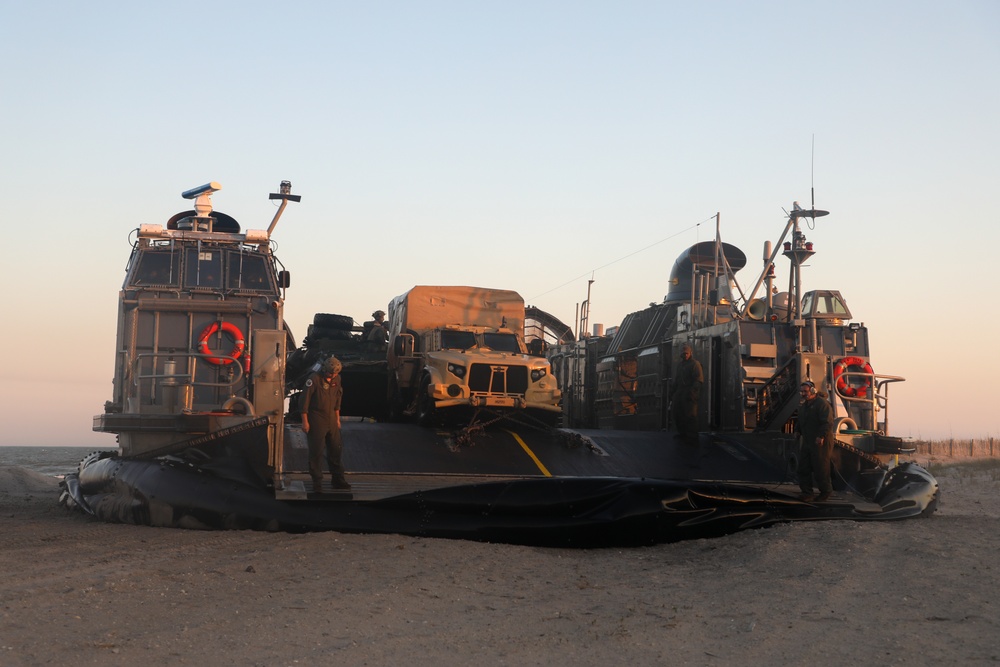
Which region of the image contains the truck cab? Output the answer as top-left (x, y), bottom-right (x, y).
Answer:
top-left (386, 286), bottom-right (562, 424)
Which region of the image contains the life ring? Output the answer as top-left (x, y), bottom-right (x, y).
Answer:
top-left (197, 321), bottom-right (245, 365)
top-left (833, 356), bottom-right (873, 398)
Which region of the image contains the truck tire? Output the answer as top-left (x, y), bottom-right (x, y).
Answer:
top-left (313, 313), bottom-right (354, 330)
top-left (416, 375), bottom-right (437, 426)
top-left (306, 326), bottom-right (354, 343)
top-left (285, 347), bottom-right (317, 388)
top-left (387, 375), bottom-right (405, 423)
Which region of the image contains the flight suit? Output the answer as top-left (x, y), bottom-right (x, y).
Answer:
top-left (300, 372), bottom-right (349, 491)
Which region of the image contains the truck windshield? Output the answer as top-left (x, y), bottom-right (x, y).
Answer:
top-left (482, 333), bottom-right (521, 353)
top-left (441, 330), bottom-right (477, 350)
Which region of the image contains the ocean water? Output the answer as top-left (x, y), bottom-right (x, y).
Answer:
top-left (0, 446), bottom-right (105, 477)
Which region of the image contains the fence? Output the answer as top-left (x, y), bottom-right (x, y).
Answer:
top-left (910, 438), bottom-right (999, 458)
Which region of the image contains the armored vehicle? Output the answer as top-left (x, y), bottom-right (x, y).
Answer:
top-left (285, 312), bottom-right (390, 421)
top-left (386, 286), bottom-right (562, 425)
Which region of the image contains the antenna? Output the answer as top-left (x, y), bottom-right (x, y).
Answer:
top-left (740, 141), bottom-right (828, 317)
top-left (266, 180), bottom-right (301, 236)
top-left (791, 137), bottom-right (827, 223)
top-left (579, 274), bottom-right (594, 339)
top-left (811, 134), bottom-right (816, 212)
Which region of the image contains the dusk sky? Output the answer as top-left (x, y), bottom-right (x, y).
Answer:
top-left (2, 1), bottom-right (998, 446)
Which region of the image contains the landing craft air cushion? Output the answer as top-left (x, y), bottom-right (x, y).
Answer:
top-left (61, 183), bottom-right (939, 546)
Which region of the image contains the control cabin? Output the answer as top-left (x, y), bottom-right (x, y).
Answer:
top-left (547, 205), bottom-right (907, 460)
top-left (93, 182), bottom-right (298, 478)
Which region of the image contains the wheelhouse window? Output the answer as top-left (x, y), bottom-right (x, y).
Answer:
top-left (227, 251), bottom-right (273, 292)
top-left (184, 248), bottom-right (223, 288)
top-left (135, 245), bottom-right (275, 292)
top-left (131, 249), bottom-right (180, 287)
top-left (802, 290), bottom-right (852, 320)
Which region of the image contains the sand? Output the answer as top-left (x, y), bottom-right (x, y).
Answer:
top-left (1, 457), bottom-right (998, 667)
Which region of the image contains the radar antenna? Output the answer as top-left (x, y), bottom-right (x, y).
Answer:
top-left (181, 182), bottom-right (222, 232)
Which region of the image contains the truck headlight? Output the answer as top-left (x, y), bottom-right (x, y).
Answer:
top-left (447, 363), bottom-right (466, 379)
top-left (531, 368), bottom-right (547, 382)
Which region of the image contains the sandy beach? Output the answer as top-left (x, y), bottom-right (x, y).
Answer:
top-left (1, 456), bottom-right (998, 667)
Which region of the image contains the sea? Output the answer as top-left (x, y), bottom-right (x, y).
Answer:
top-left (0, 446), bottom-right (100, 478)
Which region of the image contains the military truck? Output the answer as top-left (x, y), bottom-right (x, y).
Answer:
top-left (386, 286), bottom-right (562, 425)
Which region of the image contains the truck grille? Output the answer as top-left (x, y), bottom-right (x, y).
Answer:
top-left (469, 364), bottom-right (528, 394)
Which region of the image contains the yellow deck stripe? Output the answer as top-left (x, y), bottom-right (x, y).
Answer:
top-left (505, 429), bottom-right (552, 477)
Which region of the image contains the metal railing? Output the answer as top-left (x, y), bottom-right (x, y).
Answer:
top-left (754, 358), bottom-right (799, 431)
top-left (129, 351), bottom-right (245, 413)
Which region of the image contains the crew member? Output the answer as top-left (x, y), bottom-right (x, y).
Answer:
top-left (671, 344), bottom-right (704, 444)
top-left (796, 380), bottom-right (835, 502)
top-left (368, 310), bottom-right (388, 347)
top-left (300, 357), bottom-right (351, 495)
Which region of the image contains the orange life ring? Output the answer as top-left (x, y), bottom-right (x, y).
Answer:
top-left (833, 356), bottom-right (873, 398)
top-left (197, 321), bottom-right (245, 365)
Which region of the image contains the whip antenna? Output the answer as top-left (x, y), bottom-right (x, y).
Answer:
top-left (811, 134), bottom-right (816, 212)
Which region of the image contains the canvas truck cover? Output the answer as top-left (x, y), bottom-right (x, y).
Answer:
top-left (389, 286), bottom-right (525, 335)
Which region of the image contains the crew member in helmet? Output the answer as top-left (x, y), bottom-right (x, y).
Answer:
top-left (367, 309), bottom-right (388, 346)
top-left (795, 380), bottom-right (835, 502)
top-left (300, 356), bottom-right (350, 495)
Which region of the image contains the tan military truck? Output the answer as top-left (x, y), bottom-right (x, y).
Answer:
top-left (386, 286), bottom-right (562, 425)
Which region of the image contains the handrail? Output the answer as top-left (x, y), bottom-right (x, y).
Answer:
top-left (129, 351), bottom-right (246, 413)
top-left (834, 371), bottom-right (905, 436)
top-left (875, 374), bottom-right (905, 436)
top-left (834, 369), bottom-right (875, 402)
top-left (754, 357), bottom-right (799, 431)
top-left (132, 351), bottom-right (244, 389)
